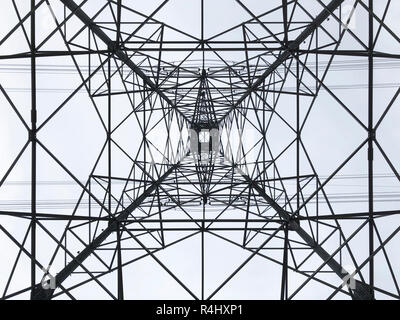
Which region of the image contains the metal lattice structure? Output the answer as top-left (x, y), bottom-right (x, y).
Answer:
top-left (0, 0), bottom-right (400, 300)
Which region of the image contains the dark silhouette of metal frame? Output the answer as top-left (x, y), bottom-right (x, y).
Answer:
top-left (0, 0), bottom-right (399, 300)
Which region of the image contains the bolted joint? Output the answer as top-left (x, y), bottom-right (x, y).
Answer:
top-left (108, 221), bottom-right (117, 231)
top-left (31, 282), bottom-right (55, 300)
top-left (286, 40), bottom-right (297, 51)
top-left (352, 280), bottom-right (374, 300)
top-left (108, 41), bottom-right (117, 52)
top-left (108, 41), bottom-right (123, 53)
top-left (28, 129), bottom-right (36, 142)
top-left (108, 217), bottom-right (121, 231)
top-left (288, 217), bottom-right (300, 231)
top-left (368, 129), bottom-right (376, 141)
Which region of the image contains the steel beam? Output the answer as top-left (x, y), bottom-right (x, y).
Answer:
top-left (31, 164), bottom-right (179, 300)
top-left (30, 0), bottom-right (37, 300)
top-left (58, 0), bottom-right (191, 124)
top-left (219, 0), bottom-right (345, 124)
top-left (367, 0), bottom-right (375, 299)
top-left (241, 173), bottom-right (373, 300)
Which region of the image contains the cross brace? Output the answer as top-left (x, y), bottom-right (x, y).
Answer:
top-left (219, 0), bottom-right (346, 124)
top-left (31, 164), bottom-right (178, 299)
top-left (59, 0), bottom-right (191, 124)
top-left (242, 174), bottom-right (373, 300)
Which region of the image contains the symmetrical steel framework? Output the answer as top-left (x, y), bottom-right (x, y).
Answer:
top-left (0, 0), bottom-right (400, 300)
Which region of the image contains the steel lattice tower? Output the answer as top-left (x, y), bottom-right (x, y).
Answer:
top-left (0, 0), bottom-right (399, 300)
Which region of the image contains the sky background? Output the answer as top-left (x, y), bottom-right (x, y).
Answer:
top-left (0, 0), bottom-right (399, 300)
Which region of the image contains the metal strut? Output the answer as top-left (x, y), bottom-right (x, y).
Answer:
top-left (31, 164), bottom-right (179, 300)
top-left (219, 0), bottom-right (346, 124)
top-left (241, 174), bottom-right (373, 300)
top-left (58, 0), bottom-right (192, 125)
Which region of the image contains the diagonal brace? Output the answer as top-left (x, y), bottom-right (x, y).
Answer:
top-left (59, 0), bottom-right (191, 124)
top-left (219, 0), bottom-right (346, 124)
top-left (241, 173), bottom-right (373, 300)
top-left (31, 164), bottom-right (179, 300)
